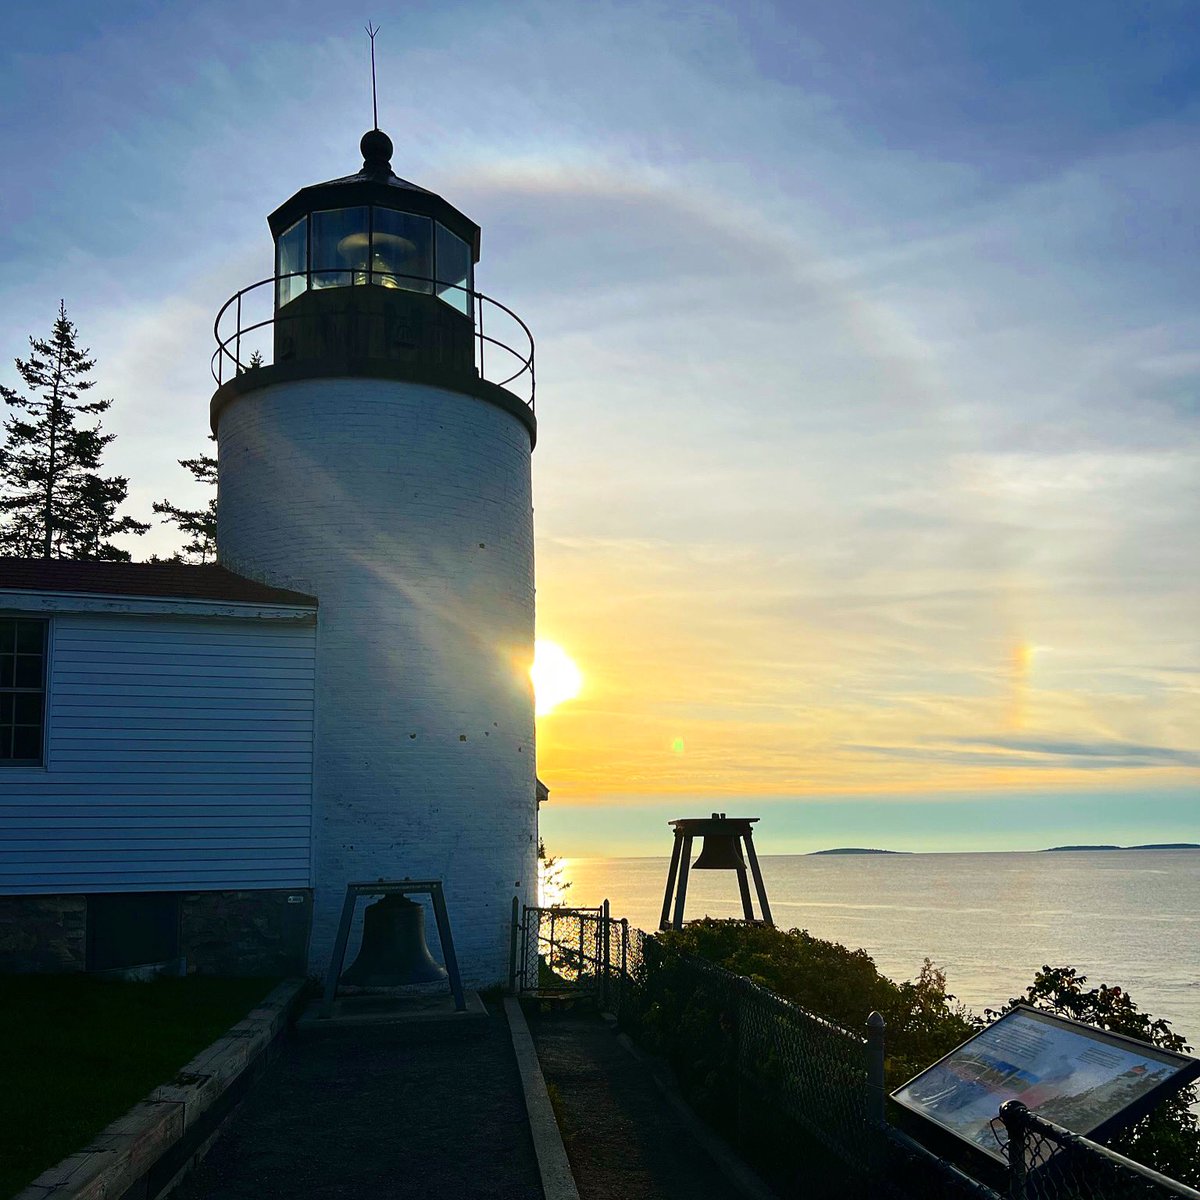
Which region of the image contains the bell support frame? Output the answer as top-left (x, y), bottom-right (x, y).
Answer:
top-left (319, 879), bottom-right (466, 1016)
top-left (658, 814), bottom-right (775, 931)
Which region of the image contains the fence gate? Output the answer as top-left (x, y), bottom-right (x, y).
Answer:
top-left (511, 902), bottom-right (618, 1002)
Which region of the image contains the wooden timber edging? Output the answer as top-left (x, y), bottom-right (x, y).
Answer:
top-left (15, 979), bottom-right (307, 1200)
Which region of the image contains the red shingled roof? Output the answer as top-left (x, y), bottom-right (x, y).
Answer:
top-left (0, 559), bottom-right (316, 606)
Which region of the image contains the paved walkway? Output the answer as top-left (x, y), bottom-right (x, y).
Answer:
top-left (529, 1010), bottom-right (758, 1200)
top-left (174, 1004), bottom-right (542, 1200)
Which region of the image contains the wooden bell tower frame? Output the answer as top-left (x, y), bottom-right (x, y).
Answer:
top-left (659, 814), bottom-right (774, 931)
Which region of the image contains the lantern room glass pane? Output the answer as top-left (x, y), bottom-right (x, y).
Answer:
top-left (371, 209), bottom-right (432, 293)
top-left (311, 207), bottom-right (370, 289)
top-left (435, 224), bottom-right (472, 315)
top-left (275, 217), bottom-right (308, 308)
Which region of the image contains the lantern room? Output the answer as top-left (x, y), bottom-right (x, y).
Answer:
top-left (210, 127), bottom-right (536, 443)
top-left (264, 128), bottom-right (481, 374)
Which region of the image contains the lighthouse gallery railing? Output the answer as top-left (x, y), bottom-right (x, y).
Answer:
top-left (211, 271), bottom-right (536, 410)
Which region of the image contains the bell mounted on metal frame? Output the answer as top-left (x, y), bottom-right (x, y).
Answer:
top-left (693, 815), bottom-right (747, 870)
top-left (340, 893), bottom-right (448, 987)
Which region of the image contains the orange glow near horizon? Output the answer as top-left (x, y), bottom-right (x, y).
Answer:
top-left (528, 534), bottom-right (1198, 808)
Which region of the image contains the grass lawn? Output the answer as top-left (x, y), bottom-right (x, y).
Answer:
top-left (1, 975), bottom-right (279, 1197)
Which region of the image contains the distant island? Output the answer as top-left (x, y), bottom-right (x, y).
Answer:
top-left (1040, 843), bottom-right (1200, 852)
top-left (809, 848), bottom-right (907, 856)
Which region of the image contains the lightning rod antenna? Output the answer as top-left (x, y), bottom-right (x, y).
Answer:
top-left (366, 22), bottom-right (380, 130)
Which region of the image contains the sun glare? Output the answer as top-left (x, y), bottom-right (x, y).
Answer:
top-left (531, 639), bottom-right (583, 717)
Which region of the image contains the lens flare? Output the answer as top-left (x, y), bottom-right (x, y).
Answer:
top-left (531, 639), bottom-right (583, 717)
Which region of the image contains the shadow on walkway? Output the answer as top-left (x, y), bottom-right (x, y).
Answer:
top-left (174, 1003), bottom-right (541, 1200)
top-left (529, 1009), bottom-right (768, 1200)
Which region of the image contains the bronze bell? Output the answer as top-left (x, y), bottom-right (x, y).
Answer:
top-left (693, 813), bottom-right (747, 870)
top-left (340, 894), bottom-right (448, 987)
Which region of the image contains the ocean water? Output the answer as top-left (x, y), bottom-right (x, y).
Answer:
top-left (555, 850), bottom-right (1200, 1045)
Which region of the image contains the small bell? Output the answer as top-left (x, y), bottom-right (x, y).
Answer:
top-left (340, 894), bottom-right (448, 987)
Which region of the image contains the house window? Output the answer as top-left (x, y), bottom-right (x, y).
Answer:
top-left (0, 617), bottom-right (46, 764)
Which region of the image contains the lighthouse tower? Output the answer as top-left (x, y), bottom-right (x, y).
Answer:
top-left (210, 129), bottom-right (538, 984)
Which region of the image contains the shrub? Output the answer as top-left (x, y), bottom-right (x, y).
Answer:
top-left (651, 919), bottom-right (975, 1084)
top-left (637, 923), bottom-right (1199, 1186)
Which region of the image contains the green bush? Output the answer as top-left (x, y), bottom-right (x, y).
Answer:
top-left (650, 919), bottom-right (975, 1084)
top-left (635, 921), bottom-right (1199, 1187)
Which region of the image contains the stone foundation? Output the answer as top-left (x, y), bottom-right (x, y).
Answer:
top-left (0, 890), bottom-right (311, 977)
top-left (0, 894), bottom-right (86, 972)
top-left (181, 889), bottom-right (312, 977)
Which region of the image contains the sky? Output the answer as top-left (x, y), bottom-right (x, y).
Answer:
top-left (1, 0), bottom-right (1197, 854)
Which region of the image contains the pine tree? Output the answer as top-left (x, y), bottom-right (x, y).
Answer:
top-left (152, 453), bottom-right (217, 563)
top-left (0, 301), bottom-right (148, 559)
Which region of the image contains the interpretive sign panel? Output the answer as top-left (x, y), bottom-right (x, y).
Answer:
top-left (892, 1005), bottom-right (1200, 1161)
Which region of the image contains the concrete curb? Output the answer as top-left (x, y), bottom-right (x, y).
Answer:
top-left (16, 979), bottom-right (306, 1200)
top-left (609, 1020), bottom-right (779, 1200)
top-left (503, 996), bottom-right (581, 1200)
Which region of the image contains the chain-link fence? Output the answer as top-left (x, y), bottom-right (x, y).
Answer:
top-left (1001, 1103), bottom-right (1200, 1200)
top-left (516, 908), bottom-right (1197, 1200)
top-left (511, 904), bottom-right (606, 997)
top-left (880, 1125), bottom-right (1006, 1200)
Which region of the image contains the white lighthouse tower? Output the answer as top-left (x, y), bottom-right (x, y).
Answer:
top-left (210, 128), bottom-right (538, 984)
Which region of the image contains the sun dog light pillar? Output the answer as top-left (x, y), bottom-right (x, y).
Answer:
top-left (209, 129), bottom-right (538, 984)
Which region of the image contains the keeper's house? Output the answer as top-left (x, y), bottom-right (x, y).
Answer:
top-left (0, 560), bottom-right (318, 976)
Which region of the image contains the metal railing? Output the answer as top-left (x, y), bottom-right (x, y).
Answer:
top-left (211, 271), bottom-right (536, 408)
top-left (517, 909), bottom-right (1198, 1200)
top-left (1001, 1103), bottom-right (1200, 1200)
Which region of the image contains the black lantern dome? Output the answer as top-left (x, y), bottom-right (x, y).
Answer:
top-left (267, 129), bottom-right (480, 337)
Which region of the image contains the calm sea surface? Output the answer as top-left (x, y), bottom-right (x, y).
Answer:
top-left (557, 850), bottom-right (1200, 1045)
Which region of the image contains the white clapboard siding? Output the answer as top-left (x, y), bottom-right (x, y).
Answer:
top-left (0, 612), bottom-right (315, 893)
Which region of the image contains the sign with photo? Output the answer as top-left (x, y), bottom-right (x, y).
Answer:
top-left (892, 1005), bottom-right (1200, 1161)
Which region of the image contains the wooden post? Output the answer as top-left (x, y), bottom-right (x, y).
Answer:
top-left (735, 865), bottom-right (754, 920)
top-left (671, 835), bottom-right (694, 929)
top-left (743, 832), bottom-right (774, 926)
top-left (659, 832), bottom-right (683, 930)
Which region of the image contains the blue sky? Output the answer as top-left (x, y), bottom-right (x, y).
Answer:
top-left (1, 1), bottom-right (1197, 853)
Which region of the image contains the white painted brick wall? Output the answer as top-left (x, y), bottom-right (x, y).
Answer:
top-left (216, 377), bottom-right (537, 985)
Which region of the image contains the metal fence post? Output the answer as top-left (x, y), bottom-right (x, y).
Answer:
top-left (866, 1010), bottom-right (887, 1179)
top-left (601, 899), bottom-right (610, 1010)
top-left (734, 976), bottom-right (746, 1151)
top-left (620, 918), bottom-right (628, 1014)
top-left (519, 905), bottom-right (531, 993)
top-left (866, 1011), bottom-right (886, 1128)
top-left (1000, 1101), bottom-right (1028, 1200)
top-left (508, 894), bottom-right (520, 993)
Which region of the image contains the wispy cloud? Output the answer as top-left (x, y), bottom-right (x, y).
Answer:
top-left (1, 0), bottom-right (1197, 836)
top-left (850, 737), bottom-right (1200, 771)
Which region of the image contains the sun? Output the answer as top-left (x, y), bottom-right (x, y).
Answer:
top-left (531, 639), bottom-right (583, 717)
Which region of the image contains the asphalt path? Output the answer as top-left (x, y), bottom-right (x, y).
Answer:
top-left (174, 1003), bottom-right (542, 1200)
